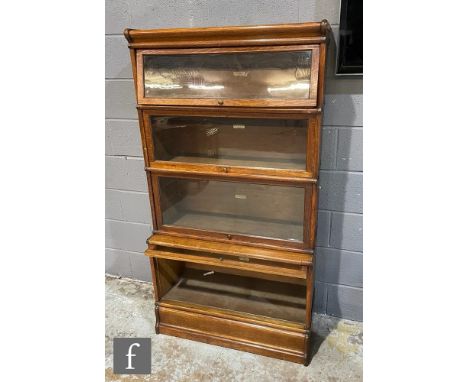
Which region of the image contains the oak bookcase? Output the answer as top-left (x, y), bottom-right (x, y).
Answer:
top-left (124, 20), bottom-right (330, 365)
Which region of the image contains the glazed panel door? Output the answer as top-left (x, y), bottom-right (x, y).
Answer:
top-left (142, 110), bottom-right (321, 179)
top-left (155, 176), bottom-right (312, 246)
top-left (136, 46), bottom-right (320, 107)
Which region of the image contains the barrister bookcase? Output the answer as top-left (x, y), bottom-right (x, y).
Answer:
top-left (124, 20), bottom-right (330, 365)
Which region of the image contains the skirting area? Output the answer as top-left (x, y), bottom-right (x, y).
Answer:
top-left (105, 275), bottom-right (363, 381)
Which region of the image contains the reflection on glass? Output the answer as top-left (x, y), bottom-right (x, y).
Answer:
top-left (143, 51), bottom-right (312, 99)
top-left (152, 116), bottom-right (308, 170)
top-left (160, 177), bottom-right (305, 242)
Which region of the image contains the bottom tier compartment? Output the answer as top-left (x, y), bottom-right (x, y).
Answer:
top-left (156, 258), bottom-right (307, 325)
top-left (164, 267), bottom-right (306, 323)
top-left (153, 254), bottom-right (313, 364)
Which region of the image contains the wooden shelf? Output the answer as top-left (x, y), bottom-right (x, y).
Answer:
top-left (147, 233), bottom-right (313, 263)
top-left (162, 267), bottom-right (307, 324)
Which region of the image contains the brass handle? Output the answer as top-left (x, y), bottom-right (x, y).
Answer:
top-left (222, 167), bottom-right (228, 173)
top-left (227, 234), bottom-right (232, 240)
top-left (218, 100), bottom-right (224, 105)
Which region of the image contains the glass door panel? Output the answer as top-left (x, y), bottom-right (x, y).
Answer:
top-left (159, 177), bottom-right (305, 242)
top-left (151, 116), bottom-right (308, 170)
top-left (143, 50), bottom-right (313, 100)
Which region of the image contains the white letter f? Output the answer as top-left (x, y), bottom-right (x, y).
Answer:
top-left (126, 343), bottom-right (141, 370)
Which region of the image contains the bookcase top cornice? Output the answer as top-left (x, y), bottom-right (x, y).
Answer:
top-left (124, 20), bottom-right (330, 49)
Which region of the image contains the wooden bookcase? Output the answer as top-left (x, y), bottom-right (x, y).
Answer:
top-left (125, 20), bottom-right (330, 365)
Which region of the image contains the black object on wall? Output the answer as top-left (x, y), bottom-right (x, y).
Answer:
top-left (336, 0), bottom-right (363, 75)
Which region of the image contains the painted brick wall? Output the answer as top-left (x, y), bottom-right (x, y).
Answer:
top-left (105, 0), bottom-right (363, 321)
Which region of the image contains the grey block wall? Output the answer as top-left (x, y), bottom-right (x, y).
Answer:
top-left (105, 0), bottom-right (363, 321)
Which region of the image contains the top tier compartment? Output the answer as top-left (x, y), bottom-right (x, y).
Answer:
top-left (135, 46), bottom-right (319, 107)
top-left (125, 21), bottom-right (330, 108)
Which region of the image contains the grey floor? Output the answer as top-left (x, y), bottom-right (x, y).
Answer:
top-left (105, 275), bottom-right (363, 381)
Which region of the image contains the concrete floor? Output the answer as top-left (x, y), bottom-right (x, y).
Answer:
top-left (105, 275), bottom-right (363, 382)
